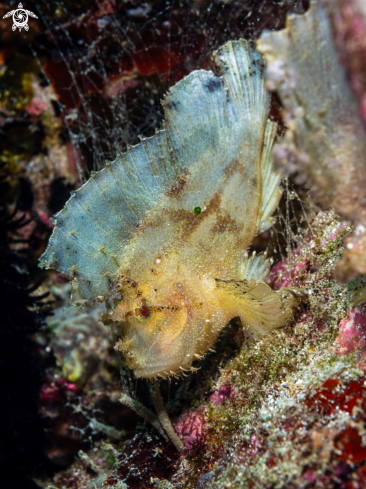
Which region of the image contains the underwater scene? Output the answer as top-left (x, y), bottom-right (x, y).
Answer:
top-left (3, 0), bottom-right (366, 488)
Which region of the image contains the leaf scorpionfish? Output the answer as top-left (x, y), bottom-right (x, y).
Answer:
top-left (39, 40), bottom-right (297, 381)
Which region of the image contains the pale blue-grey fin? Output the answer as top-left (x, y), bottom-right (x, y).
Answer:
top-left (163, 39), bottom-right (269, 179)
top-left (212, 39), bottom-right (268, 130)
top-left (258, 121), bottom-right (281, 233)
top-left (39, 40), bottom-right (269, 305)
top-left (237, 251), bottom-right (272, 282)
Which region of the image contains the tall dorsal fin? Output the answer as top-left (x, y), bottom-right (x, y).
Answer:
top-left (39, 40), bottom-right (275, 305)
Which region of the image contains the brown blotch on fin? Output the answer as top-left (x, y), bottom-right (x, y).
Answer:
top-left (165, 171), bottom-right (190, 197)
top-left (211, 213), bottom-right (241, 234)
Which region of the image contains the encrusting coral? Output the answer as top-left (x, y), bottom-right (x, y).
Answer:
top-left (39, 39), bottom-right (298, 448)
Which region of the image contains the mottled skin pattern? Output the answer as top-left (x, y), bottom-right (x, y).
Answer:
top-left (105, 267), bottom-right (295, 379)
top-left (40, 40), bottom-right (296, 379)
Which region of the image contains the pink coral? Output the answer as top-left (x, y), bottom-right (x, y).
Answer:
top-left (39, 376), bottom-right (80, 402)
top-left (37, 210), bottom-right (54, 229)
top-left (173, 384), bottom-right (235, 450)
top-left (269, 248), bottom-right (308, 290)
top-left (209, 383), bottom-right (235, 405)
top-left (336, 307), bottom-right (366, 356)
top-left (303, 470), bottom-right (317, 483)
top-left (173, 409), bottom-right (208, 450)
top-left (321, 223), bottom-right (346, 245)
top-left (269, 219), bottom-right (347, 290)
top-left (248, 434), bottom-right (260, 456)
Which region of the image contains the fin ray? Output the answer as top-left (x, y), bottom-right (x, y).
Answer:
top-left (40, 40), bottom-right (276, 304)
top-left (216, 278), bottom-right (297, 336)
top-left (238, 251), bottom-right (271, 282)
top-left (258, 121), bottom-right (281, 233)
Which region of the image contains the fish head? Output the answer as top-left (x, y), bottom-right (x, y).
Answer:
top-left (104, 273), bottom-right (222, 379)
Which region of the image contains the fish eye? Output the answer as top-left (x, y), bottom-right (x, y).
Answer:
top-left (139, 304), bottom-right (150, 317)
top-left (134, 300), bottom-right (152, 320)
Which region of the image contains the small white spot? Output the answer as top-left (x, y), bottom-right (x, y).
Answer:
top-left (155, 257), bottom-right (161, 265)
top-left (97, 17), bottom-right (109, 30)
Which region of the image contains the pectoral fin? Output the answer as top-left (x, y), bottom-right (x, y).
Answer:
top-left (215, 278), bottom-right (298, 336)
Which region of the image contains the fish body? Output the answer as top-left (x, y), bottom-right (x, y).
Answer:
top-left (40, 40), bottom-right (295, 379)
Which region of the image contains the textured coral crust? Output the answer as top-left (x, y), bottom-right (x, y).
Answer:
top-left (336, 306), bottom-right (366, 357)
top-left (257, 0), bottom-right (366, 277)
top-left (39, 39), bottom-right (292, 379)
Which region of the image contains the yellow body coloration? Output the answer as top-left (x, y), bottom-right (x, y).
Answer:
top-left (105, 271), bottom-right (295, 379)
top-left (39, 40), bottom-right (297, 379)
